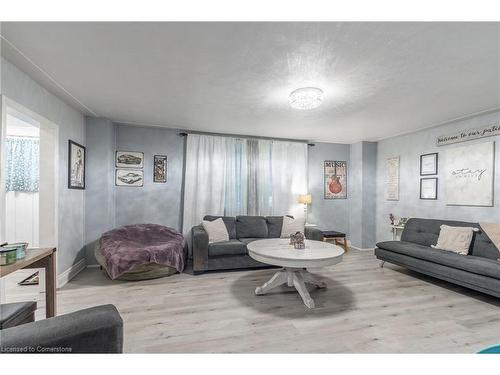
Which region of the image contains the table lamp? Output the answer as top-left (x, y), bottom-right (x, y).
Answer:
top-left (298, 194), bottom-right (312, 224)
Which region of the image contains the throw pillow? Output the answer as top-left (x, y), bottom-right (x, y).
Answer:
top-left (431, 225), bottom-right (478, 255)
top-left (280, 216), bottom-right (305, 238)
top-left (202, 218), bottom-right (229, 244)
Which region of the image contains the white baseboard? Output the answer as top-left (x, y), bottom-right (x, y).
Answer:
top-left (57, 258), bottom-right (86, 288)
top-left (349, 245), bottom-right (375, 251)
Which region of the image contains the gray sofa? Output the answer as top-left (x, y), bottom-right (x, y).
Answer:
top-left (191, 215), bottom-right (323, 274)
top-left (0, 304), bottom-right (123, 353)
top-left (375, 218), bottom-right (500, 298)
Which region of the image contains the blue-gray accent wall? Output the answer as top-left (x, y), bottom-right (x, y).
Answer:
top-left (85, 117), bottom-right (116, 262)
top-left (114, 124), bottom-right (185, 229)
top-left (349, 141), bottom-right (377, 249)
top-left (1, 56), bottom-right (87, 275)
top-left (376, 109), bottom-right (500, 243)
top-left (307, 142), bottom-right (351, 236)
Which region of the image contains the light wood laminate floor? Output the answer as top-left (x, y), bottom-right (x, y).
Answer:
top-left (4, 249), bottom-right (499, 353)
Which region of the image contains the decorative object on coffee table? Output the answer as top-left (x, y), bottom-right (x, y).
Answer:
top-left (322, 230), bottom-right (348, 252)
top-left (248, 238), bottom-right (344, 308)
top-left (293, 232), bottom-right (305, 249)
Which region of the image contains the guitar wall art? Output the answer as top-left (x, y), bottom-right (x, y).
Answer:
top-left (324, 160), bottom-right (347, 199)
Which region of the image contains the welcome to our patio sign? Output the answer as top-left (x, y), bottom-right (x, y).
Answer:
top-left (436, 120), bottom-right (500, 146)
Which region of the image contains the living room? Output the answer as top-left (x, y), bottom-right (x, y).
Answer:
top-left (0, 1), bottom-right (499, 372)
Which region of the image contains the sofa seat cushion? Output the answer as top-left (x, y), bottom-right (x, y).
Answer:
top-left (236, 216), bottom-right (268, 238)
top-left (239, 238), bottom-right (262, 245)
top-left (208, 240), bottom-right (247, 257)
top-left (376, 241), bottom-right (500, 280)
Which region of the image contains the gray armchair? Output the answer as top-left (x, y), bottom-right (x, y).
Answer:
top-left (0, 304), bottom-right (123, 353)
top-left (190, 215), bottom-right (324, 274)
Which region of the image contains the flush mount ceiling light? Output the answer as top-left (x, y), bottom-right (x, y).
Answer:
top-left (289, 87), bottom-right (324, 110)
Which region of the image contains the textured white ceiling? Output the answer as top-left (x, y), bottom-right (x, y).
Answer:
top-left (1, 22), bottom-right (499, 143)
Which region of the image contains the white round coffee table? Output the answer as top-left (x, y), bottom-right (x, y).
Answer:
top-left (247, 238), bottom-right (344, 308)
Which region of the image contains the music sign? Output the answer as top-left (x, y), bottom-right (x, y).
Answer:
top-left (324, 160), bottom-right (347, 199)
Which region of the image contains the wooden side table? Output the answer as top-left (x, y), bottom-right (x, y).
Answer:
top-left (322, 231), bottom-right (348, 252)
top-left (0, 247), bottom-right (57, 318)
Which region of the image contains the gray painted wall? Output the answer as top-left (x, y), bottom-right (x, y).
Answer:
top-left (376, 109), bottom-right (500, 243)
top-left (84, 129), bottom-right (353, 265)
top-left (348, 141), bottom-right (377, 248)
top-left (85, 117), bottom-right (116, 263)
top-left (307, 142), bottom-right (351, 235)
top-left (1, 57), bottom-right (86, 274)
top-left (114, 124), bottom-right (185, 230)
top-left (348, 142), bottom-right (363, 247)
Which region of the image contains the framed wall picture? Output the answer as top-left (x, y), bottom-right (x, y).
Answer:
top-left (324, 161), bottom-right (347, 199)
top-left (68, 140), bottom-right (86, 189)
top-left (420, 177), bottom-right (438, 200)
top-left (116, 169), bottom-right (144, 187)
top-left (385, 156), bottom-right (400, 201)
top-left (445, 141), bottom-right (494, 206)
top-left (116, 151), bottom-right (144, 169)
top-left (153, 155), bottom-right (167, 183)
top-left (420, 152), bottom-right (438, 175)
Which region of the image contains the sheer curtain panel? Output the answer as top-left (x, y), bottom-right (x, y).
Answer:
top-left (183, 135), bottom-right (227, 234)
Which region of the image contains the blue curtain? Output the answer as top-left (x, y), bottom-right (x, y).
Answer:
top-left (5, 137), bottom-right (40, 192)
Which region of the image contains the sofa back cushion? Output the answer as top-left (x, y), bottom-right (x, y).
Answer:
top-left (401, 218), bottom-right (498, 260)
top-left (203, 215), bottom-right (236, 239)
top-left (265, 216), bottom-right (293, 238)
top-left (236, 216), bottom-right (268, 238)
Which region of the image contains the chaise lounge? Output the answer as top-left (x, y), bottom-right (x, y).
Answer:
top-left (375, 218), bottom-right (500, 298)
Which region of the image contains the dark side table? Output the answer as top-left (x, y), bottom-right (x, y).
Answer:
top-left (322, 231), bottom-right (348, 252)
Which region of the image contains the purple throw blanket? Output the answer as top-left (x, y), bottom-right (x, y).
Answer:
top-left (100, 224), bottom-right (185, 279)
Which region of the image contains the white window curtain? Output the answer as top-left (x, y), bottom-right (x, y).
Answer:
top-left (183, 135), bottom-right (227, 234)
top-left (182, 134), bottom-right (308, 233)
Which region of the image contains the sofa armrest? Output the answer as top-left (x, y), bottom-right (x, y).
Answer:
top-left (0, 304), bottom-right (123, 353)
top-left (305, 227), bottom-right (324, 241)
top-left (192, 225), bottom-right (209, 272)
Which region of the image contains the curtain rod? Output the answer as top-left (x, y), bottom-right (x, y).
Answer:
top-left (6, 135), bottom-right (40, 139)
top-left (178, 131), bottom-right (314, 146)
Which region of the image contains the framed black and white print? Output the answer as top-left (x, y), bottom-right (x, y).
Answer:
top-left (420, 177), bottom-right (438, 200)
top-left (68, 140), bottom-right (86, 189)
top-left (153, 155), bottom-right (167, 183)
top-left (116, 151), bottom-right (144, 169)
top-left (116, 169), bottom-right (144, 187)
top-left (420, 152), bottom-right (438, 175)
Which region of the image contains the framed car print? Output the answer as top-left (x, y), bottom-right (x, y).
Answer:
top-left (116, 151), bottom-right (144, 169)
top-left (116, 169), bottom-right (144, 187)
